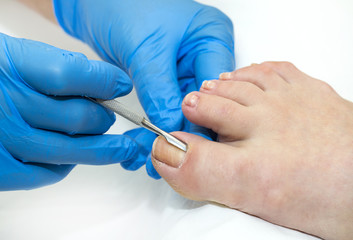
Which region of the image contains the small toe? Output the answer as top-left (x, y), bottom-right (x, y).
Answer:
top-left (182, 92), bottom-right (254, 140)
top-left (200, 79), bottom-right (265, 106)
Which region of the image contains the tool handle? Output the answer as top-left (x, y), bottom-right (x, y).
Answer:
top-left (97, 99), bottom-right (144, 126)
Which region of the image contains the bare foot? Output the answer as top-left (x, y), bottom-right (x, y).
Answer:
top-left (151, 62), bottom-right (353, 240)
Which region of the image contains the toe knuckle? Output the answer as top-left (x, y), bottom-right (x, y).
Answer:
top-left (315, 79), bottom-right (335, 93)
top-left (232, 68), bottom-right (244, 80)
top-left (262, 61), bottom-right (295, 71)
top-left (279, 61), bottom-right (296, 70)
top-left (260, 61), bottom-right (277, 69)
top-left (257, 64), bottom-right (275, 77)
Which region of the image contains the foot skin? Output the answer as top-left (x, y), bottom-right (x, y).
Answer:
top-left (151, 62), bottom-right (353, 240)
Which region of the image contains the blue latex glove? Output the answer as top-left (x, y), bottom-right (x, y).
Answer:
top-left (0, 33), bottom-right (138, 190)
top-left (53, 0), bottom-right (235, 178)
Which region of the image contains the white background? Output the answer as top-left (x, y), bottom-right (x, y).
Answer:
top-left (1, 0), bottom-right (352, 239)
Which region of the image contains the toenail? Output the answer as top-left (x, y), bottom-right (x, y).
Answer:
top-left (183, 93), bottom-right (199, 107)
top-left (201, 80), bottom-right (216, 90)
top-left (219, 72), bottom-right (232, 80)
top-left (152, 136), bottom-right (186, 168)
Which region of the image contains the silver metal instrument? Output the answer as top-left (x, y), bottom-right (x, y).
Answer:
top-left (91, 98), bottom-right (187, 152)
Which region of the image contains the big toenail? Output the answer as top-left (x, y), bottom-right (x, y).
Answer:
top-left (183, 93), bottom-right (199, 107)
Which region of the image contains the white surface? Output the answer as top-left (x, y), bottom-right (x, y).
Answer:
top-left (1, 0), bottom-right (353, 239)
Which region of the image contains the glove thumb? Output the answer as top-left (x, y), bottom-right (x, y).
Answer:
top-left (130, 46), bottom-right (184, 132)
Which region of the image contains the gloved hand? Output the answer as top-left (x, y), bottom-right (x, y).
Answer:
top-left (0, 33), bottom-right (138, 190)
top-left (53, 0), bottom-right (235, 178)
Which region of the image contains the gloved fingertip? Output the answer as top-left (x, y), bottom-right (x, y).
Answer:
top-left (146, 154), bottom-right (161, 180)
top-left (113, 72), bottom-right (133, 98)
top-left (151, 107), bottom-right (184, 133)
top-left (106, 67), bottom-right (133, 99)
top-left (88, 60), bottom-right (133, 100)
top-left (185, 122), bottom-right (217, 141)
top-left (189, 130), bottom-right (217, 141)
top-left (123, 128), bottom-right (143, 138)
top-left (120, 153), bottom-right (146, 171)
top-left (125, 138), bottom-right (140, 161)
top-left (121, 128), bottom-right (152, 170)
top-left (104, 136), bottom-right (140, 165)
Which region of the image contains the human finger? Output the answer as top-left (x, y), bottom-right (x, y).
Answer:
top-left (121, 128), bottom-right (156, 172)
top-left (3, 126), bottom-right (138, 165)
top-left (6, 36), bottom-right (133, 99)
top-left (0, 92), bottom-right (138, 165)
top-left (9, 88), bottom-right (115, 135)
top-left (129, 47), bottom-right (183, 132)
top-left (177, 5), bottom-right (235, 90)
top-left (0, 143), bottom-right (74, 191)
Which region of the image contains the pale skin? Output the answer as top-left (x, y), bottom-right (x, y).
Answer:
top-left (13, 1), bottom-right (353, 239)
top-left (152, 62), bottom-right (353, 240)
top-left (16, 0), bottom-right (56, 23)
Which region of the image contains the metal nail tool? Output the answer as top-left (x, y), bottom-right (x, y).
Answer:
top-left (90, 98), bottom-right (187, 152)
